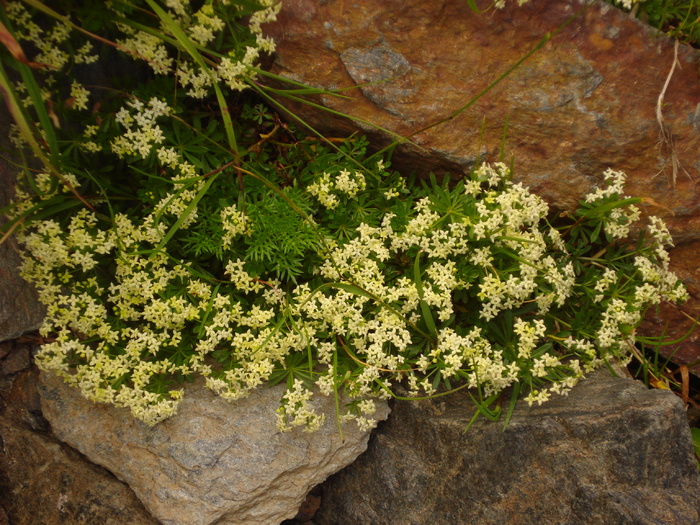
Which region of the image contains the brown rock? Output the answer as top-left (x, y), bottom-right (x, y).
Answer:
top-left (263, 0), bottom-right (700, 370)
top-left (0, 424), bottom-right (160, 525)
top-left (0, 341), bottom-right (11, 361)
top-left (1, 344), bottom-right (30, 377)
top-left (265, 0), bottom-right (700, 218)
top-left (0, 359), bottom-right (158, 525)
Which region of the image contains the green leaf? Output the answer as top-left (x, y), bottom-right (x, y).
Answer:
top-left (150, 172), bottom-right (221, 258)
top-left (576, 197), bottom-right (643, 218)
top-left (413, 250), bottom-right (438, 338)
top-left (503, 382), bottom-right (521, 430)
top-left (144, 0), bottom-right (238, 156)
top-left (464, 392), bottom-right (502, 431)
top-left (690, 427), bottom-right (700, 457)
top-left (325, 282), bottom-right (375, 300)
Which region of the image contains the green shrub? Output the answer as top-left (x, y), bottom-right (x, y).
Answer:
top-left (0, 0), bottom-right (689, 431)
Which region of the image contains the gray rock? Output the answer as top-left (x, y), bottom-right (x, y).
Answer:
top-left (38, 371), bottom-right (390, 525)
top-left (314, 369), bottom-right (700, 525)
top-left (0, 102), bottom-right (45, 342)
top-left (339, 42), bottom-right (416, 117)
top-left (0, 236), bottom-right (44, 342)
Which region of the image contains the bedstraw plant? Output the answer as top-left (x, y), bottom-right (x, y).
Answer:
top-left (0, 0), bottom-right (689, 431)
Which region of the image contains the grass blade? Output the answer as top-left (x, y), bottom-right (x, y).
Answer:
top-left (150, 172), bottom-right (221, 258)
top-left (413, 250), bottom-right (438, 339)
top-left (144, 0), bottom-right (238, 156)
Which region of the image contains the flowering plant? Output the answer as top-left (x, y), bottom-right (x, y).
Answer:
top-left (0, 0), bottom-right (688, 430)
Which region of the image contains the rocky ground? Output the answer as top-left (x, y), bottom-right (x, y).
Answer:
top-left (0, 337), bottom-right (161, 525)
top-left (3, 335), bottom-right (700, 525)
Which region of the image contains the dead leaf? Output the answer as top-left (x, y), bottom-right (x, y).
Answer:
top-left (649, 378), bottom-right (670, 390)
top-left (0, 19), bottom-right (53, 69)
top-left (46, 99), bottom-right (61, 129)
top-left (640, 197), bottom-right (674, 215)
top-left (680, 364), bottom-right (690, 406)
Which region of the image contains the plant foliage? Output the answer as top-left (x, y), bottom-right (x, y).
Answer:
top-left (0, 0), bottom-right (691, 432)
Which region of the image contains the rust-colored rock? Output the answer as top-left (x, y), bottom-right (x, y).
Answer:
top-left (265, 0), bottom-right (700, 215)
top-left (263, 0), bottom-right (700, 371)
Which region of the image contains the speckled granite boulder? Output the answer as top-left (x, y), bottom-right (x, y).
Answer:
top-left (38, 371), bottom-right (389, 525)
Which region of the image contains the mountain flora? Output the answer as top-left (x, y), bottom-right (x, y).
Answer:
top-left (9, 150), bottom-right (689, 428)
top-left (0, 0), bottom-right (689, 429)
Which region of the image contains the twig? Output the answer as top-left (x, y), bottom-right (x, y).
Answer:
top-left (654, 39), bottom-right (691, 187)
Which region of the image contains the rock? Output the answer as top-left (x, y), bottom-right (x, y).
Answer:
top-left (0, 102), bottom-right (45, 342)
top-left (0, 232), bottom-right (44, 343)
top-left (313, 369), bottom-right (700, 524)
top-left (0, 340), bottom-right (12, 361)
top-left (0, 422), bottom-right (160, 525)
top-left (0, 350), bottom-right (158, 525)
top-left (38, 371), bottom-right (390, 525)
top-left (1, 343), bottom-right (30, 377)
top-left (0, 343), bottom-right (50, 432)
top-left (262, 0), bottom-right (700, 372)
top-left (264, 0), bottom-right (700, 223)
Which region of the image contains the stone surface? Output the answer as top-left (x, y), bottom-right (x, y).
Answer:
top-left (0, 101), bottom-right (45, 342)
top-left (0, 230), bottom-right (44, 343)
top-left (263, 0), bottom-right (700, 372)
top-left (314, 369), bottom-right (700, 525)
top-left (265, 0), bottom-right (700, 220)
top-left (38, 371), bottom-right (390, 525)
top-left (0, 343), bottom-right (158, 525)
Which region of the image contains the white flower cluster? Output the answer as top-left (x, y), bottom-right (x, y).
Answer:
top-left (117, 0), bottom-right (277, 87)
top-left (306, 169), bottom-right (367, 209)
top-left (168, 0), bottom-right (280, 96)
top-left (110, 97), bottom-right (205, 229)
top-left (189, 5), bottom-right (225, 46)
top-left (584, 169), bottom-right (641, 239)
top-left (112, 98), bottom-right (171, 158)
top-left (6, 172), bottom-right (80, 216)
top-left (580, 172), bottom-right (688, 354)
top-left (614, 0), bottom-right (646, 10)
top-left (221, 204), bottom-right (251, 248)
top-left (276, 379), bottom-right (325, 433)
top-left (298, 164), bottom-right (585, 403)
top-left (14, 0), bottom-right (282, 99)
top-left (6, 2), bottom-right (98, 123)
top-left (117, 24), bottom-right (174, 75)
top-left (11, 161), bottom-right (688, 428)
